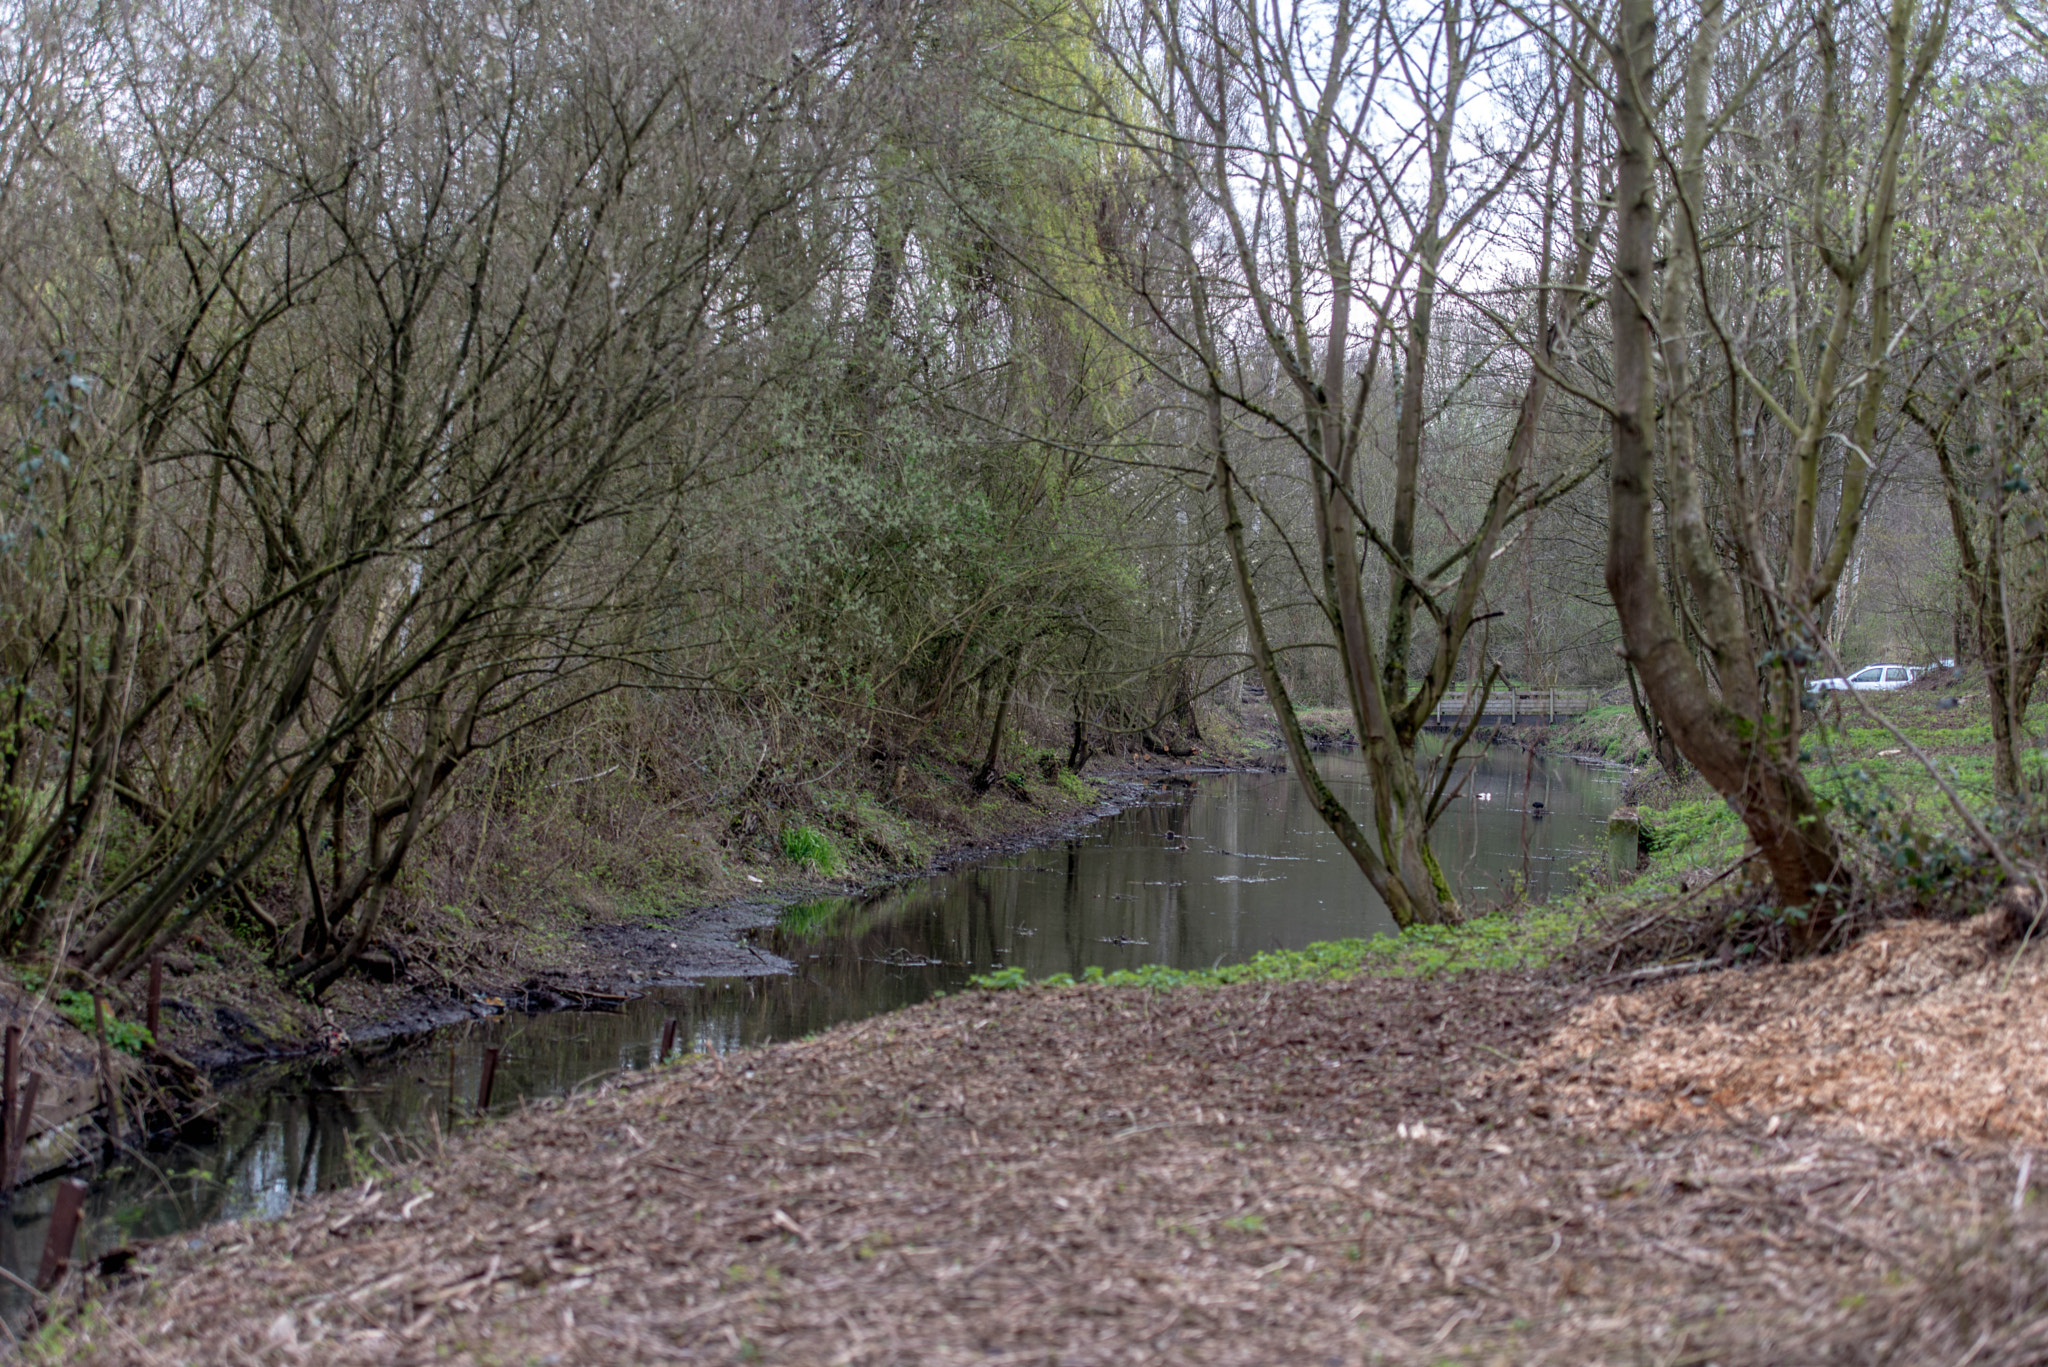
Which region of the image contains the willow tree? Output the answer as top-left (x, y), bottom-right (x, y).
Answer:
top-left (780, 0), bottom-right (1213, 787)
top-left (1606, 0), bottom-right (1950, 929)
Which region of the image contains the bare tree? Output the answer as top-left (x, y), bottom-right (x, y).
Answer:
top-left (1067, 0), bottom-right (1601, 924)
top-left (1605, 0), bottom-right (1950, 931)
top-left (0, 0), bottom-right (892, 984)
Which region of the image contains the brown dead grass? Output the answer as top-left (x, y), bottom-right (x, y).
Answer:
top-left (39, 926), bottom-right (2048, 1366)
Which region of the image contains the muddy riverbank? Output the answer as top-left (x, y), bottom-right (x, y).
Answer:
top-left (158, 774), bottom-right (1173, 1072)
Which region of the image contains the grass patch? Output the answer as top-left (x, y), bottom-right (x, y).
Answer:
top-left (835, 792), bottom-right (933, 868)
top-left (968, 909), bottom-right (1582, 993)
top-left (13, 970), bottom-right (153, 1054)
top-left (1055, 769), bottom-right (1097, 802)
top-left (1293, 708), bottom-right (1357, 747)
top-left (1639, 797), bottom-right (1745, 865)
top-left (781, 824), bottom-right (842, 877)
top-left (1556, 705), bottom-right (1649, 765)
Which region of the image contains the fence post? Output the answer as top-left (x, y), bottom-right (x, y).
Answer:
top-left (6, 1073), bottom-right (39, 1194)
top-left (476, 1045), bottom-right (500, 1115)
top-left (37, 1177), bottom-right (88, 1289)
top-left (2, 1024), bottom-right (16, 1190)
top-left (1608, 807), bottom-right (1642, 878)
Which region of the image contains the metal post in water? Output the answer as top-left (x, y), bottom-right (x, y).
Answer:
top-left (147, 955), bottom-right (163, 1044)
top-left (6, 1072), bottom-right (38, 1194)
top-left (36, 1177), bottom-right (87, 1290)
top-left (659, 1017), bottom-right (678, 1064)
top-left (1, 1024), bottom-right (17, 1191)
top-left (476, 1045), bottom-right (500, 1115)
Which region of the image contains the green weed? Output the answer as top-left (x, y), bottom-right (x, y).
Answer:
top-left (968, 909), bottom-right (1582, 993)
top-left (781, 824), bottom-right (842, 877)
top-left (1639, 798), bottom-right (1745, 864)
top-left (1557, 705), bottom-right (1651, 765)
top-left (13, 970), bottom-right (154, 1054)
top-left (1056, 769), bottom-right (1097, 801)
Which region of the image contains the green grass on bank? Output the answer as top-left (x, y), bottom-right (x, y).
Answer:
top-left (1609, 687), bottom-right (2034, 934)
top-left (1557, 704), bottom-right (1652, 765)
top-left (1635, 689), bottom-right (2034, 859)
top-left (967, 907), bottom-right (1583, 994)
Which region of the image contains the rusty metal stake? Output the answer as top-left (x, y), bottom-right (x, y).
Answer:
top-left (146, 955), bottom-right (163, 1044)
top-left (37, 1177), bottom-right (87, 1290)
top-left (475, 1045), bottom-right (500, 1115)
top-left (658, 1017), bottom-right (678, 1064)
top-left (2, 1023), bottom-right (17, 1191)
top-left (7, 1072), bottom-right (39, 1193)
top-left (91, 995), bottom-right (126, 1154)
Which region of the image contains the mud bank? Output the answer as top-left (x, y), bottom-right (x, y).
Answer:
top-left (163, 774), bottom-right (1171, 1073)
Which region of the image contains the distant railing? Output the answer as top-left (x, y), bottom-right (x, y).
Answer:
top-left (1425, 687), bottom-right (1600, 727)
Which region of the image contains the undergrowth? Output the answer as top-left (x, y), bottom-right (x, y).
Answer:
top-left (15, 969), bottom-right (153, 1054)
top-left (1557, 704), bottom-right (1650, 765)
top-left (781, 825), bottom-right (842, 877)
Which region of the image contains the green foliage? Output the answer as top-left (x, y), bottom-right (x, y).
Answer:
top-left (1830, 768), bottom-right (1991, 901)
top-left (1639, 799), bottom-right (1745, 864)
top-left (22, 1300), bottom-right (112, 1362)
top-left (1055, 769), bottom-right (1096, 801)
top-left (1557, 705), bottom-right (1652, 766)
top-left (781, 825), bottom-right (842, 877)
top-left (1292, 708), bottom-right (1357, 747)
top-left (967, 911), bottom-right (1581, 993)
top-left (14, 971), bottom-right (153, 1054)
top-left (838, 793), bottom-right (932, 868)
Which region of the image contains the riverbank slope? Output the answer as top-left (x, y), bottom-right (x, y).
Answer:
top-left (51, 716), bottom-right (1271, 1076)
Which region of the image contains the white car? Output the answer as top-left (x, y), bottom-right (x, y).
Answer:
top-left (1808, 663), bottom-right (1923, 693)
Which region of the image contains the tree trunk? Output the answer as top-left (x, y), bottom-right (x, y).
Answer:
top-left (1624, 659), bottom-right (1687, 781)
top-left (972, 657), bottom-right (1018, 793)
top-left (1909, 381), bottom-right (2047, 800)
top-left (1606, 0), bottom-right (1843, 932)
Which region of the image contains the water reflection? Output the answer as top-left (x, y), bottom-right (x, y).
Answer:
top-left (5, 745), bottom-right (1617, 1310)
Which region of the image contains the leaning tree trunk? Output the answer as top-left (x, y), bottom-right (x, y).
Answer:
top-left (1606, 0), bottom-right (1844, 937)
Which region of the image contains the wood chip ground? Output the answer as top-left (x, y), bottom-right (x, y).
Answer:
top-left (44, 919), bottom-right (2048, 1365)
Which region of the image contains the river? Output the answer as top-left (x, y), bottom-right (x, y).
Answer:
top-left (0, 744), bottom-right (1619, 1308)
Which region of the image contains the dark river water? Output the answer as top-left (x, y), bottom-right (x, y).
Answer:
top-left (1, 745), bottom-right (1619, 1308)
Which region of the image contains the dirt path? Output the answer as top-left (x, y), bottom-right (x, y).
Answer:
top-left (46, 921), bottom-right (2048, 1366)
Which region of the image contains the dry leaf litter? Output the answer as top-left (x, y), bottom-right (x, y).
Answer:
top-left (43, 918), bottom-right (2048, 1366)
